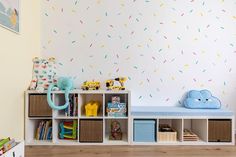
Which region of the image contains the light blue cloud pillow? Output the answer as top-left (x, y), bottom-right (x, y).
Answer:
top-left (184, 90), bottom-right (221, 109)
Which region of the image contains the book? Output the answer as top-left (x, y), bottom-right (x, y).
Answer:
top-left (3, 139), bottom-right (16, 153)
top-left (0, 138), bottom-right (10, 148)
top-left (35, 120), bottom-right (52, 141)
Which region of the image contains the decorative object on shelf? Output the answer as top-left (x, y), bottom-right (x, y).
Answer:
top-left (106, 77), bottom-right (127, 90)
top-left (183, 129), bottom-right (199, 141)
top-left (109, 120), bottom-right (122, 140)
top-left (112, 96), bottom-right (120, 104)
top-left (81, 81), bottom-right (100, 90)
top-left (107, 103), bottom-right (126, 117)
top-left (59, 120), bottom-right (77, 140)
top-left (158, 124), bottom-right (177, 142)
top-left (85, 101), bottom-right (100, 117)
top-left (47, 77), bottom-right (74, 110)
top-left (29, 57), bottom-right (57, 93)
top-left (184, 90), bottom-right (221, 109)
top-left (0, 0), bottom-right (20, 33)
top-left (107, 96), bottom-right (126, 117)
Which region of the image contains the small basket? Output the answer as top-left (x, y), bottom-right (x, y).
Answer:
top-left (158, 124), bottom-right (177, 142)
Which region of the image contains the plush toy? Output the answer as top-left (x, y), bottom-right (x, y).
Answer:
top-left (47, 77), bottom-right (74, 110)
top-left (109, 120), bottom-right (122, 140)
top-left (184, 90), bottom-right (221, 109)
top-left (29, 57), bottom-right (57, 92)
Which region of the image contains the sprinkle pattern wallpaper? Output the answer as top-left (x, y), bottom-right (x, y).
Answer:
top-left (42, 0), bottom-right (236, 110)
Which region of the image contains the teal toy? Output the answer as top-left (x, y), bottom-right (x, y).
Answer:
top-left (47, 77), bottom-right (74, 110)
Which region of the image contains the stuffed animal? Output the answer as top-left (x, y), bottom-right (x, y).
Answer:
top-left (47, 77), bottom-right (74, 110)
top-left (184, 90), bottom-right (221, 109)
top-left (29, 57), bottom-right (57, 92)
top-left (109, 120), bottom-right (122, 140)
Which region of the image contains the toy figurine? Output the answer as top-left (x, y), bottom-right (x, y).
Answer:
top-left (85, 101), bottom-right (100, 117)
top-left (81, 81), bottom-right (100, 90)
top-left (106, 77), bottom-right (127, 90)
top-left (109, 120), bottom-right (122, 140)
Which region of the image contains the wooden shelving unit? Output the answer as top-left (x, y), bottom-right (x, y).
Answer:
top-left (25, 90), bottom-right (131, 145)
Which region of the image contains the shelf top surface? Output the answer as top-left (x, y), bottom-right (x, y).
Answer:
top-left (131, 106), bottom-right (234, 117)
top-left (26, 89), bottom-right (130, 94)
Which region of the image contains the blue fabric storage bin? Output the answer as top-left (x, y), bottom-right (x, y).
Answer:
top-left (133, 119), bottom-right (156, 142)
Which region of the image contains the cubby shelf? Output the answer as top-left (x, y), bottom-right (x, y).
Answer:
top-left (25, 90), bottom-right (131, 145)
top-left (131, 106), bottom-right (235, 145)
top-left (25, 90), bottom-right (234, 146)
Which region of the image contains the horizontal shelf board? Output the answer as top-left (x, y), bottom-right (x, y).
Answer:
top-left (28, 117), bottom-right (52, 120)
top-left (104, 133), bottom-right (128, 145)
top-left (80, 116), bottom-right (103, 119)
top-left (26, 89), bottom-right (130, 94)
top-left (55, 139), bottom-right (78, 144)
top-left (104, 117), bottom-right (128, 119)
top-left (54, 116), bottom-right (78, 119)
top-left (26, 140), bottom-right (53, 145)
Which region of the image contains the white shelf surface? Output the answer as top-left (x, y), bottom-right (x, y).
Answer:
top-left (104, 133), bottom-right (128, 145)
top-left (54, 116), bottom-right (78, 119)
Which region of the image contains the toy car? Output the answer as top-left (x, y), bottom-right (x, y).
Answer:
top-left (81, 81), bottom-right (100, 90)
top-left (106, 77), bottom-right (127, 90)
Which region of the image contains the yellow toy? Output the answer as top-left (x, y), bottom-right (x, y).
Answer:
top-left (81, 81), bottom-right (100, 90)
top-left (106, 77), bottom-right (127, 90)
top-left (85, 101), bottom-right (101, 117)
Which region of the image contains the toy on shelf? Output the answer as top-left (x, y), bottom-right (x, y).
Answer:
top-left (59, 120), bottom-right (77, 140)
top-left (29, 57), bottom-right (57, 93)
top-left (107, 96), bottom-right (127, 117)
top-left (184, 90), bottom-right (221, 109)
top-left (81, 81), bottom-right (100, 90)
top-left (183, 129), bottom-right (199, 141)
top-left (106, 77), bottom-right (127, 90)
top-left (109, 121), bottom-right (122, 140)
top-left (85, 101), bottom-right (101, 117)
top-left (47, 77), bottom-right (74, 110)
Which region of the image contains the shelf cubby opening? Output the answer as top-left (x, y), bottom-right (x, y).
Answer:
top-left (208, 119), bottom-right (232, 142)
top-left (53, 93), bottom-right (78, 118)
top-left (105, 94), bottom-right (128, 118)
top-left (105, 119), bottom-right (128, 144)
top-left (28, 94), bottom-right (52, 117)
top-left (133, 119), bottom-right (157, 142)
top-left (79, 119), bottom-right (103, 143)
top-left (158, 119), bottom-right (183, 142)
top-left (26, 119), bottom-right (53, 144)
top-left (54, 119), bottom-right (78, 143)
top-left (183, 119), bottom-right (208, 143)
top-left (79, 94), bottom-right (103, 118)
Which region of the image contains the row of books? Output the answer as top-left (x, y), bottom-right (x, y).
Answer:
top-left (35, 120), bottom-right (52, 140)
top-left (0, 138), bottom-right (17, 155)
top-left (64, 95), bottom-right (78, 117)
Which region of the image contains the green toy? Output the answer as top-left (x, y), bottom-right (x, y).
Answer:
top-left (47, 77), bottom-right (74, 110)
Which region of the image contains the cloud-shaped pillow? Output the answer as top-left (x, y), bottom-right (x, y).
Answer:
top-left (184, 90), bottom-right (221, 109)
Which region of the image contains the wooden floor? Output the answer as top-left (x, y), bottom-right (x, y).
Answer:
top-left (26, 143), bottom-right (236, 157)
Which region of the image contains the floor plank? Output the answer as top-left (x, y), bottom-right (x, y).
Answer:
top-left (26, 144), bottom-right (236, 157)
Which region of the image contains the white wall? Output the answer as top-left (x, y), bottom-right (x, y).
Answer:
top-left (0, 0), bottom-right (41, 140)
top-left (41, 0), bottom-right (236, 112)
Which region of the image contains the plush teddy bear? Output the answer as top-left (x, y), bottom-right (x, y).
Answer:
top-left (109, 120), bottom-right (122, 140)
top-left (29, 57), bottom-right (57, 92)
